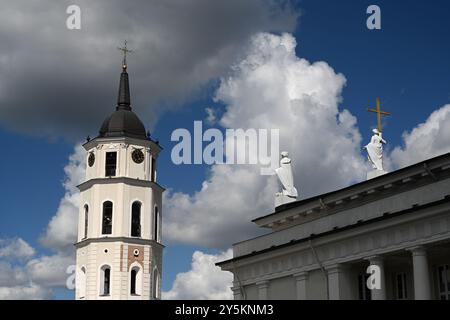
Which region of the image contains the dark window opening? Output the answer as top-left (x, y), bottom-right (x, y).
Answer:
top-left (131, 269), bottom-right (137, 295)
top-left (358, 274), bottom-right (371, 300)
top-left (154, 207), bottom-right (158, 242)
top-left (131, 202), bottom-right (141, 237)
top-left (395, 273), bottom-right (408, 300)
top-left (151, 157), bottom-right (156, 182)
top-left (438, 265), bottom-right (450, 300)
top-left (105, 152), bottom-right (117, 177)
top-left (83, 205), bottom-right (89, 239)
top-left (102, 201), bottom-right (113, 235)
top-left (103, 268), bottom-right (110, 296)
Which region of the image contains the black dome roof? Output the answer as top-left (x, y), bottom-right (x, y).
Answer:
top-left (98, 64), bottom-right (148, 140)
top-left (99, 109), bottom-right (147, 139)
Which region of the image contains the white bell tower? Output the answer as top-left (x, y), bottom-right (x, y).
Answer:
top-left (75, 48), bottom-right (164, 300)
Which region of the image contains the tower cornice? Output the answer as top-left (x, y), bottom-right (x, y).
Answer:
top-left (83, 136), bottom-right (162, 154)
top-left (74, 236), bottom-right (165, 249)
top-left (77, 177), bottom-right (165, 192)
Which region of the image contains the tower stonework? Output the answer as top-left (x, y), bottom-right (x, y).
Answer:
top-left (75, 61), bottom-right (164, 300)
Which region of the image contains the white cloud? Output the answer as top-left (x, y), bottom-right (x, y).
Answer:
top-left (0, 144), bottom-right (82, 299)
top-left (0, 285), bottom-right (52, 300)
top-left (163, 249), bottom-right (233, 300)
top-left (0, 238), bottom-right (35, 260)
top-left (39, 144), bottom-right (85, 252)
top-left (26, 254), bottom-right (74, 288)
top-left (205, 107), bottom-right (217, 125)
top-left (163, 32), bottom-right (366, 248)
top-left (0, 244), bottom-right (73, 298)
top-left (0, 262), bottom-right (28, 287)
top-left (390, 104), bottom-right (450, 168)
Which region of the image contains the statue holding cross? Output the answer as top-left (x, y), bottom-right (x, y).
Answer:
top-left (364, 97), bottom-right (391, 177)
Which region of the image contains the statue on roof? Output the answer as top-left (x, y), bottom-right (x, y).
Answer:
top-left (364, 98), bottom-right (391, 179)
top-left (275, 151), bottom-right (298, 207)
top-left (364, 128), bottom-right (386, 171)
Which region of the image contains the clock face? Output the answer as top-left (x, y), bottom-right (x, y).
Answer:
top-left (132, 149), bottom-right (145, 164)
top-left (88, 153), bottom-right (95, 167)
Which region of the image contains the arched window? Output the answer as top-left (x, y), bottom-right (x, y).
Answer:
top-left (154, 206), bottom-right (159, 242)
top-left (131, 202), bottom-right (141, 237)
top-left (100, 265), bottom-right (111, 296)
top-left (151, 157), bottom-right (156, 182)
top-left (130, 266), bottom-right (142, 296)
top-left (78, 266), bottom-right (86, 299)
top-left (83, 205), bottom-right (89, 239)
top-left (130, 269), bottom-right (137, 295)
top-left (102, 201), bottom-right (113, 235)
top-left (152, 269), bottom-right (159, 299)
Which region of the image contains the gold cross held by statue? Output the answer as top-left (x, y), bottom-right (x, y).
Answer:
top-left (367, 97), bottom-right (391, 132)
top-left (117, 40), bottom-right (134, 68)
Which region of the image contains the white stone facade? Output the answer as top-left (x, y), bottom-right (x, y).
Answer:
top-left (218, 153), bottom-right (450, 300)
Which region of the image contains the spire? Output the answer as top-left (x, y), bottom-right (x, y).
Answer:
top-left (117, 67), bottom-right (131, 110)
top-left (117, 41), bottom-right (133, 110)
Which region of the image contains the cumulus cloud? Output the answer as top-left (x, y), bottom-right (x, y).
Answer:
top-left (0, 262), bottom-right (28, 287)
top-left (390, 104), bottom-right (450, 168)
top-left (163, 249), bottom-right (233, 300)
top-left (205, 107), bottom-right (217, 125)
top-left (0, 247), bottom-right (73, 299)
top-left (0, 238), bottom-right (35, 260)
top-left (39, 144), bottom-right (85, 252)
top-left (0, 285), bottom-right (52, 300)
top-left (26, 254), bottom-right (74, 288)
top-left (0, 0), bottom-right (298, 139)
top-left (163, 33), bottom-right (366, 248)
top-left (0, 144), bottom-right (83, 299)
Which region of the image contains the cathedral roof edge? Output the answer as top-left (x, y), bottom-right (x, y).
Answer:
top-left (252, 151), bottom-right (450, 228)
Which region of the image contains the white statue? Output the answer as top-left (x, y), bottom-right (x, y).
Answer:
top-left (275, 151), bottom-right (298, 206)
top-left (364, 128), bottom-right (386, 172)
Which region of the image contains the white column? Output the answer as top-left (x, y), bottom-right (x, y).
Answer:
top-left (408, 246), bottom-right (431, 300)
top-left (256, 281), bottom-right (269, 300)
top-left (327, 265), bottom-right (344, 300)
top-left (366, 256), bottom-right (386, 300)
top-left (231, 286), bottom-right (242, 300)
top-left (293, 272), bottom-right (308, 300)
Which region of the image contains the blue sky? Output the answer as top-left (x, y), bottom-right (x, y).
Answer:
top-left (1, 0), bottom-right (450, 299)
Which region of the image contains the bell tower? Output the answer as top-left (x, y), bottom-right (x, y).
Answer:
top-left (75, 49), bottom-right (164, 300)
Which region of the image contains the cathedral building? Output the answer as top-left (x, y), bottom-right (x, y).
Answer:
top-left (218, 153), bottom-right (450, 300)
top-left (74, 56), bottom-right (164, 300)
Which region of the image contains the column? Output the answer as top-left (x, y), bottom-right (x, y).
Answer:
top-left (293, 272), bottom-right (308, 300)
top-left (408, 246), bottom-right (431, 300)
top-left (256, 281), bottom-right (269, 300)
top-left (327, 264), bottom-right (345, 300)
top-left (231, 286), bottom-right (242, 300)
top-left (366, 256), bottom-right (386, 300)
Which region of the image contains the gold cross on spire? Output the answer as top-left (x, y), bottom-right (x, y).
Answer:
top-left (367, 97), bottom-right (391, 132)
top-left (117, 40), bottom-right (134, 69)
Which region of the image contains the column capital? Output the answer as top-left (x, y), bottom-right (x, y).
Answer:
top-left (365, 255), bottom-right (384, 265)
top-left (293, 271), bottom-right (308, 281)
top-left (406, 245), bottom-right (427, 256)
top-left (326, 264), bottom-right (345, 275)
top-left (256, 280), bottom-right (269, 288)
